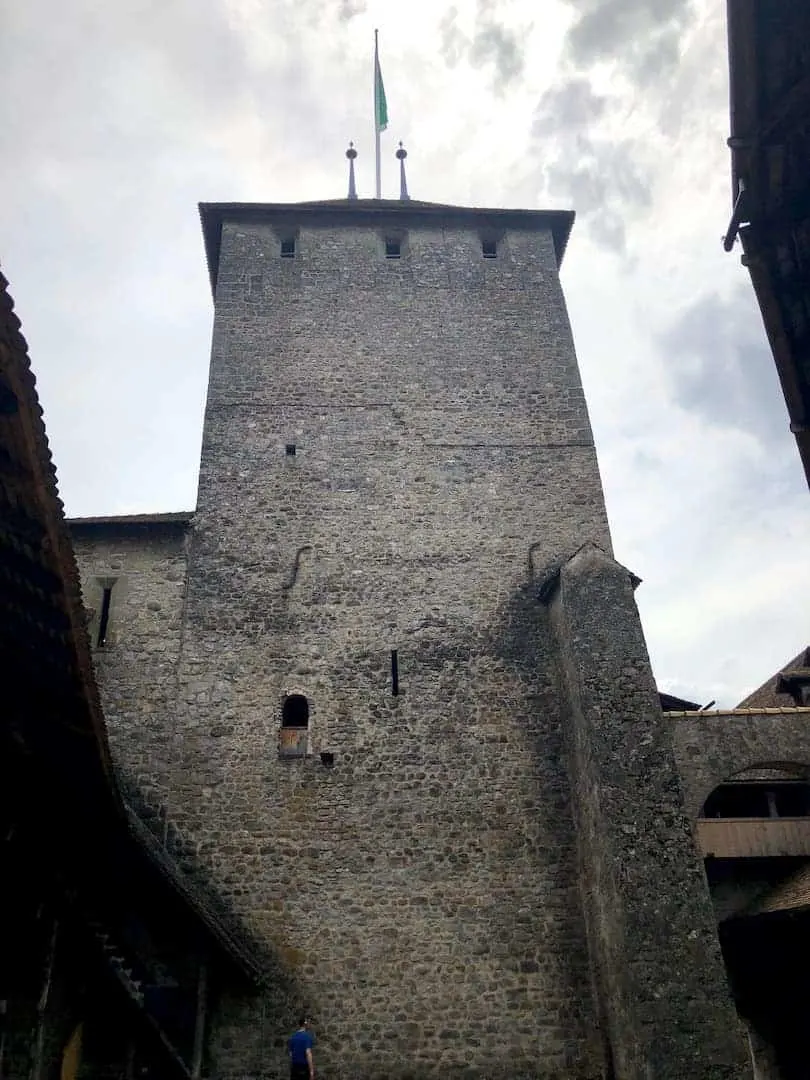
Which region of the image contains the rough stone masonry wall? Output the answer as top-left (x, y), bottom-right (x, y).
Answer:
top-left (548, 546), bottom-right (751, 1080)
top-left (673, 709), bottom-right (810, 820)
top-left (70, 521), bottom-right (189, 825)
top-left (167, 217), bottom-right (614, 1079)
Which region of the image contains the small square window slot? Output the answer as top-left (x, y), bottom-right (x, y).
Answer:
top-left (280, 238), bottom-right (296, 258)
top-left (285, 443), bottom-right (296, 456)
top-left (482, 239), bottom-right (498, 259)
top-left (385, 239), bottom-right (401, 259)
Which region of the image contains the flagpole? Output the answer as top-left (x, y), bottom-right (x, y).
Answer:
top-left (374, 29), bottom-right (381, 199)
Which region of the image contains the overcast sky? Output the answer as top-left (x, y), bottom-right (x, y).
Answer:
top-left (3, 0), bottom-right (808, 706)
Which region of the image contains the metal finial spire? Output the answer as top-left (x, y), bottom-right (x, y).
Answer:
top-left (346, 142), bottom-right (358, 200)
top-left (396, 141), bottom-right (409, 201)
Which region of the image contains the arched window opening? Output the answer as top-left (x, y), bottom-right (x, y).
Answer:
top-left (701, 778), bottom-right (810, 820)
top-left (281, 694), bottom-right (309, 729)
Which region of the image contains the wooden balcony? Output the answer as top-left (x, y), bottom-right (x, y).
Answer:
top-left (697, 818), bottom-right (810, 859)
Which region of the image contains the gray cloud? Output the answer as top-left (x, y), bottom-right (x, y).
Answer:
top-left (439, 1), bottom-right (527, 88)
top-left (532, 81), bottom-right (652, 253)
top-left (527, 0), bottom-right (698, 253)
top-left (439, 7), bottom-right (466, 67)
top-left (470, 1), bottom-right (525, 87)
top-left (660, 285), bottom-right (790, 446)
top-left (564, 0), bottom-right (693, 79)
top-left (531, 76), bottom-right (606, 135)
top-left (338, 0), bottom-right (366, 20)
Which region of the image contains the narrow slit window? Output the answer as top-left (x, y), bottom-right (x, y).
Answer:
top-left (385, 239), bottom-right (401, 259)
top-left (97, 585), bottom-right (113, 647)
top-left (391, 650), bottom-right (399, 696)
top-left (482, 239), bottom-right (497, 259)
top-left (285, 443), bottom-right (296, 456)
top-left (281, 694), bottom-right (309, 728)
top-left (280, 238), bottom-right (296, 258)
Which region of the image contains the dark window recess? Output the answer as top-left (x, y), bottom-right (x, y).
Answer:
top-left (385, 239), bottom-right (401, 259)
top-left (772, 784), bottom-right (810, 817)
top-left (97, 585), bottom-right (113, 647)
top-left (320, 751), bottom-right (335, 768)
top-left (281, 694), bottom-right (309, 728)
top-left (285, 443), bottom-right (296, 456)
top-left (391, 649), bottom-right (399, 696)
top-left (280, 238), bottom-right (296, 258)
top-left (482, 239), bottom-right (498, 259)
top-left (702, 782), bottom-right (810, 819)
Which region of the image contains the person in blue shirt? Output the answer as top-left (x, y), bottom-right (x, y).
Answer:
top-left (287, 1015), bottom-right (315, 1080)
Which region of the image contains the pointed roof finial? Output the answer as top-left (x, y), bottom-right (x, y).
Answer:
top-left (346, 142), bottom-right (358, 200)
top-left (395, 141), bottom-right (409, 201)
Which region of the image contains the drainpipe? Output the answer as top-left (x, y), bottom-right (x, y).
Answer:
top-left (723, 178), bottom-right (747, 252)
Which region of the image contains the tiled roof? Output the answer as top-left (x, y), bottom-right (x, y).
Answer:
top-left (0, 268), bottom-right (260, 985)
top-left (0, 267), bottom-right (116, 792)
top-left (743, 861), bottom-right (810, 917)
top-left (736, 648), bottom-right (810, 710)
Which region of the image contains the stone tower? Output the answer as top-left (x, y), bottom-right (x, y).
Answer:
top-left (71, 199), bottom-right (750, 1079)
top-left (184, 199), bottom-right (610, 1074)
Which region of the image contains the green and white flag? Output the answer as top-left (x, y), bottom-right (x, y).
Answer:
top-left (374, 36), bottom-right (388, 132)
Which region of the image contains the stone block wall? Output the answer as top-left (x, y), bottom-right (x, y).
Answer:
top-left (167, 211), bottom-right (613, 1077)
top-left (66, 206), bottom-right (763, 1078)
top-left (69, 517), bottom-right (189, 822)
top-left (672, 708), bottom-right (810, 820)
top-left (545, 545), bottom-right (751, 1079)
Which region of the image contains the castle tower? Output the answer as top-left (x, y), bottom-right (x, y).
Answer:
top-left (181, 199), bottom-right (610, 1074)
top-left (71, 198), bottom-right (750, 1079)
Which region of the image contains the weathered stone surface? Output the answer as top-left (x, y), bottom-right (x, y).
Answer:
top-left (546, 544), bottom-right (751, 1079)
top-left (176, 216), bottom-right (610, 1078)
top-left (673, 710), bottom-right (810, 819)
top-left (67, 205), bottom-right (763, 1078)
top-left (70, 518), bottom-right (189, 819)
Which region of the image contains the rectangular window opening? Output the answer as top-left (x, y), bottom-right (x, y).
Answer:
top-left (391, 649), bottom-right (399, 696)
top-left (385, 239), bottom-right (401, 259)
top-left (280, 238), bottom-right (296, 258)
top-left (285, 443), bottom-right (296, 456)
top-left (482, 239), bottom-right (498, 259)
top-left (97, 585), bottom-right (113, 648)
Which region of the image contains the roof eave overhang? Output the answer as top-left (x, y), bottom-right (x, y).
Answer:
top-left (740, 232), bottom-right (810, 484)
top-left (68, 512), bottom-right (194, 529)
top-left (726, 0), bottom-right (759, 203)
top-left (726, 0), bottom-right (810, 488)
